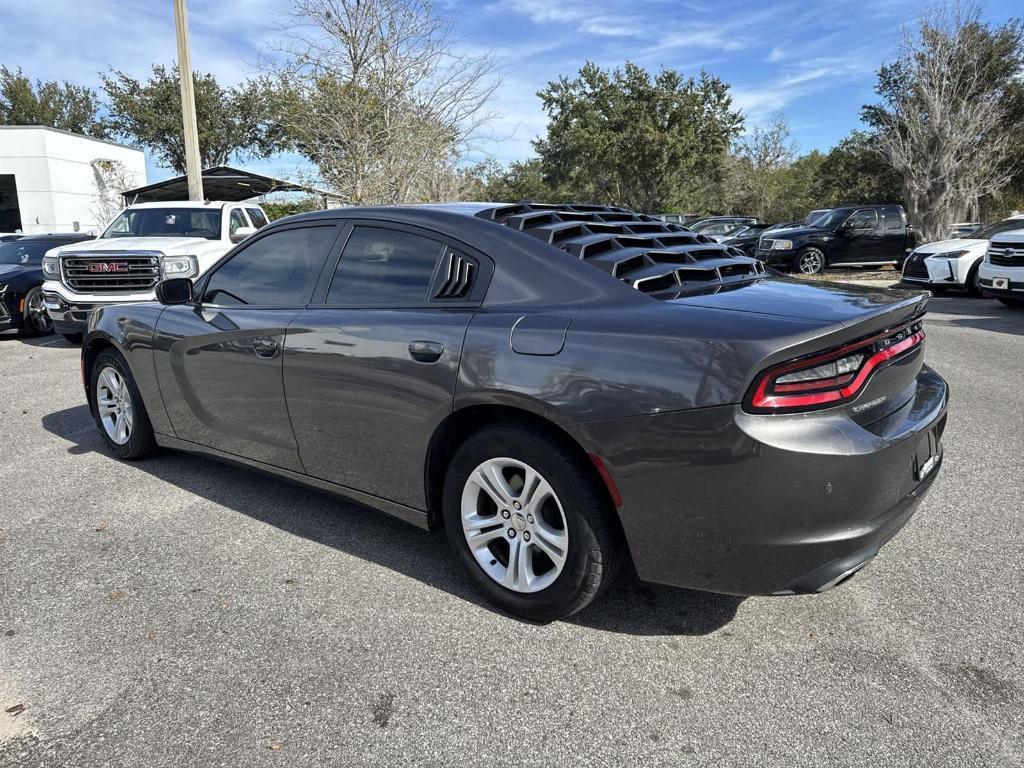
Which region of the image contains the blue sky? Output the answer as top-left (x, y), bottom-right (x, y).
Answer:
top-left (1, 0), bottom-right (1020, 184)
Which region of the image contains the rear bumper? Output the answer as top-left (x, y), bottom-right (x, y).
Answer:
top-left (578, 365), bottom-right (949, 595)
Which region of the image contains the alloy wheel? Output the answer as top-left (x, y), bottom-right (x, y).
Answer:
top-left (460, 457), bottom-right (568, 594)
top-left (799, 250), bottom-right (824, 274)
top-left (96, 366), bottom-right (134, 445)
top-left (26, 290), bottom-right (52, 334)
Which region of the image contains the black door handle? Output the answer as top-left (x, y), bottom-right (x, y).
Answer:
top-left (408, 340), bottom-right (444, 363)
top-left (252, 337), bottom-right (279, 358)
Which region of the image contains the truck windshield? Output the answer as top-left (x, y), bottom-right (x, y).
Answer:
top-left (968, 218), bottom-right (1024, 240)
top-left (802, 209), bottom-right (832, 227)
top-left (102, 208), bottom-right (222, 240)
top-left (0, 241), bottom-right (52, 265)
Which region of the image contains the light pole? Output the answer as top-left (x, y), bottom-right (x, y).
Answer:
top-left (173, 0), bottom-right (204, 201)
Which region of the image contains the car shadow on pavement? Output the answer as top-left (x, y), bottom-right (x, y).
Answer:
top-left (41, 405), bottom-right (743, 636)
top-left (0, 330), bottom-right (75, 347)
top-left (926, 295), bottom-right (1024, 336)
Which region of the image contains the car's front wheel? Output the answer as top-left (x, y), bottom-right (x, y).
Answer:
top-left (90, 349), bottom-right (158, 460)
top-left (20, 287), bottom-right (53, 337)
top-left (794, 247), bottom-right (827, 275)
top-left (442, 424), bottom-right (622, 621)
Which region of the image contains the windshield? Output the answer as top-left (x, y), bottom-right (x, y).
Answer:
top-left (804, 209), bottom-right (851, 229)
top-left (0, 241), bottom-right (53, 265)
top-left (802, 209), bottom-right (834, 228)
top-left (102, 208), bottom-right (222, 240)
top-left (968, 218), bottom-right (1024, 240)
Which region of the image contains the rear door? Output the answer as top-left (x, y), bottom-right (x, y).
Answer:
top-left (881, 205), bottom-right (907, 259)
top-left (283, 222), bottom-right (490, 509)
top-left (153, 222), bottom-right (342, 470)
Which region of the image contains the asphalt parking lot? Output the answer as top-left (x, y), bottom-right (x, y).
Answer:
top-left (1, 294), bottom-right (1022, 767)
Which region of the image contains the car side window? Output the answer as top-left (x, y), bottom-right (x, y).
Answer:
top-left (327, 226), bottom-right (445, 306)
top-left (246, 207), bottom-right (269, 229)
top-left (846, 209), bottom-right (879, 229)
top-left (202, 225), bottom-right (338, 307)
top-left (228, 208), bottom-right (250, 236)
top-left (882, 206), bottom-right (903, 230)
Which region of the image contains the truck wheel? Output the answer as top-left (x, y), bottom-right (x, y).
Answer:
top-left (442, 424), bottom-right (623, 621)
top-left (90, 349), bottom-right (158, 460)
top-left (19, 287), bottom-right (53, 337)
top-left (794, 247), bottom-right (826, 275)
top-left (62, 333), bottom-right (83, 344)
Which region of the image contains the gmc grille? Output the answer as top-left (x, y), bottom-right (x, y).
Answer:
top-left (987, 242), bottom-right (1024, 267)
top-left (61, 254), bottom-right (161, 293)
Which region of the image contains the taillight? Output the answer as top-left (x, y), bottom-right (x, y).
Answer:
top-left (747, 320), bottom-right (925, 413)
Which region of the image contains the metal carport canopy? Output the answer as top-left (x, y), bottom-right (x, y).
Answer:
top-left (121, 165), bottom-right (319, 204)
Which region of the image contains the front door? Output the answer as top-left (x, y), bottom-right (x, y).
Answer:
top-left (834, 208), bottom-right (886, 264)
top-left (153, 222), bottom-right (342, 470)
top-left (284, 223), bottom-right (485, 509)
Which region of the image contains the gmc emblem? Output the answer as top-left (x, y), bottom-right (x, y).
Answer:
top-left (87, 262), bottom-right (130, 273)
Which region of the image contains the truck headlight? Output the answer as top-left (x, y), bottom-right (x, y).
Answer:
top-left (772, 239), bottom-right (794, 250)
top-left (162, 255), bottom-right (198, 278)
top-left (42, 255), bottom-right (61, 278)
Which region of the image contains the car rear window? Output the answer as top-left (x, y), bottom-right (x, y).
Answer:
top-left (327, 227), bottom-right (444, 306)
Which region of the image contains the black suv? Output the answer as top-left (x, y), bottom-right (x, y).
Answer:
top-left (0, 233), bottom-right (94, 336)
top-left (755, 205), bottom-right (917, 274)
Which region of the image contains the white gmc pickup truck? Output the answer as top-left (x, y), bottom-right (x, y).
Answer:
top-left (42, 200), bottom-right (269, 341)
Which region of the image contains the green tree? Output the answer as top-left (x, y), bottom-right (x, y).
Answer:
top-left (812, 130), bottom-right (903, 207)
top-left (102, 65), bottom-right (287, 174)
top-left (534, 61), bottom-right (743, 212)
top-left (0, 66), bottom-right (108, 137)
top-left (464, 157), bottom-right (566, 202)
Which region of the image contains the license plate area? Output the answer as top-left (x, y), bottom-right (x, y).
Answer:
top-left (993, 277), bottom-right (1010, 290)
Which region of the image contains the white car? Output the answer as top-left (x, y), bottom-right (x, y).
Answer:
top-left (900, 215), bottom-right (1024, 296)
top-left (41, 201), bottom-right (269, 341)
top-left (979, 227), bottom-right (1024, 308)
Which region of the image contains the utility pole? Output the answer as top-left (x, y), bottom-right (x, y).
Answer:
top-left (173, 0), bottom-right (204, 201)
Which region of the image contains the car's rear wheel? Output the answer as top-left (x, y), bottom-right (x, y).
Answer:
top-left (90, 349), bottom-right (158, 460)
top-left (794, 247), bottom-right (826, 275)
top-left (20, 287), bottom-right (53, 337)
top-left (442, 424), bottom-right (622, 621)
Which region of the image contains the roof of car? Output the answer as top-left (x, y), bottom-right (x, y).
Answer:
top-left (123, 201), bottom-right (244, 210)
top-left (13, 233), bottom-right (94, 242)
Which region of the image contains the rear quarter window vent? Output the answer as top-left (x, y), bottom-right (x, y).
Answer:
top-left (434, 250), bottom-right (476, 299)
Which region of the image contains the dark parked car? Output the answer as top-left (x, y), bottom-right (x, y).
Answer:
top-left (0, 233), bottom-right (94, 336)
top-left (716, 223), bottom-right (773, 256)
top-left (756, 205), bottom-right (917, 274)
top-left (80, 203), bottom-right (947, 620)
top-left (687, 215), bottom-right (760, 236)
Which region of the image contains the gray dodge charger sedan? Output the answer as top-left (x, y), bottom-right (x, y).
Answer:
top-left (79, 202), bottom-right (948, 620)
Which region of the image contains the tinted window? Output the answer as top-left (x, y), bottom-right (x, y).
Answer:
top-left (229, 209), bottom-right (249, 235)
top-left (327, 227), bottom-right (444, 306)
top-left (0, 241), bottom-right (53, 265)
top-left (846, 209), bottom-right (879, 229)
top-left (247, 208), bottom-right (269, 228)
top-left (203, 226), bottom-right (337, 306)
top-left (883, 206), bottom-right (904, 230)
top-left (970, 218), bottom-right (1024, 240)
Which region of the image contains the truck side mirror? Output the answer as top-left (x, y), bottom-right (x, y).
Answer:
top-left (156, 278), bottom-right (193, 305)
top-left (230, 226), bottom-right (256, 244)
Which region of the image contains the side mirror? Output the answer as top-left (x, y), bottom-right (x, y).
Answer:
top-left (230, 226), bottom-right (256, 244)
top-left (155, 278), bottom-right (193, 305)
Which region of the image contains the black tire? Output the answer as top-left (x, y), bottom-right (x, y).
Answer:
top-left (793, 246), bottom-right (826, 275)
top-left (998, 297), bottom-right (1024, 308)
top-left (442, 424), bottom-right (623, 621)
top-left (62, 332), bottom-right (83, 344)
top-left (966, 262), bottom-right (983, 297)
top-left (19, 286), bottom-right (53, 337)
top-left (89, 349), bottom-right (158, 460)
